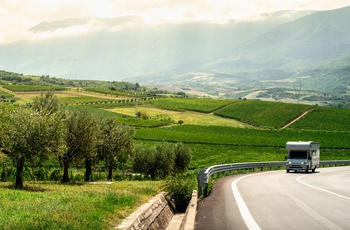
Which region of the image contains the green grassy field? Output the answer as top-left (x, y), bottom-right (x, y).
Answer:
top-left (214, 100), bottom-right (313, 128)
top-left (289, 106), bottom-right (350, 132)
top-left (108, 106), bottom-right (251, 128)
top-left (136, 125), bottom-right (350, 148)
top-left (84, 88), bottom-right (147, 97)
top-left (145, 97), bottom-right (234, 112)
top-left (0, 181), bottom-right (161, 229)
top-left (2, 85), bottom-right (66, 92)
top-left (58, 96), bottom-right (118, 105)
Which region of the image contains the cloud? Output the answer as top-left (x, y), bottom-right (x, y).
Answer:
top-left (1, 0), bottom-right (350, 43)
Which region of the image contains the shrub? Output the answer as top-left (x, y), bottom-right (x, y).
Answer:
top-left (164, 175), bottom-right (195, 212)
top-left (49, 169), bottom-right (61, 181)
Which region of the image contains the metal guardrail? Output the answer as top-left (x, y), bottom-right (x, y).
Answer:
top-left (197, 160), bottom-right (350, 196)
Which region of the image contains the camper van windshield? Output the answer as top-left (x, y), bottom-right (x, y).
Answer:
top-left (289, 150), bottom-right (307, 159)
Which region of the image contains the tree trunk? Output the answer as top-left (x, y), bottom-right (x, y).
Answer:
top-left (85, 158), bottom-right (92, 182)
top-left (62, 160), bottom-right (70, 183)
top-left (108, 163), bottom-right (113, 181)
top-left (16, 156), bottom-right (25, 188)
top-left (1, 163), bottom-right (7, 182)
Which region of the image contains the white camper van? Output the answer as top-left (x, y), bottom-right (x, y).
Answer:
top-left (286, 141), bottom-right (320, 173)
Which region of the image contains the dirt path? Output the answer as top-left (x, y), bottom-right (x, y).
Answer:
top-left (281, 108), bottom-right (315, 129)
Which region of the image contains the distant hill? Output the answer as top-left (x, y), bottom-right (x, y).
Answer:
top-left (1, 6), bottom-right (349, 97)
top-left (0, 10), bottom-right (311, 81)
top-left (204, 6), bottom-right (350, 73)
top-left (196, 6), bottom-right (350, 92)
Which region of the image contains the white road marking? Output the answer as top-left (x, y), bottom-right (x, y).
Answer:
top-left (231, 174), bottom-right (261, 230)
top-left (297, 175), bottom-right (350, 201)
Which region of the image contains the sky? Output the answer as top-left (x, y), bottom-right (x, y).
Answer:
top-left (1, 0), bottom-right (350, 44)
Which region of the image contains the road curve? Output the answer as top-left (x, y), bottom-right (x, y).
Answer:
top-left (195, 166), bottom-right (350, 230)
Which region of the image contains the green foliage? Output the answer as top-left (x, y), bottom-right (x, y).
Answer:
top-left (61, 105), bottom-right (119, 120)
top-left (61, 110), bottom-right (101, 182)
top-left (163, 175), bottom-right (195, 212)
top-left (32, 91), bottom-right (59, 115)
top-left (0, 88), bottom-right (14, 99)
top-left (132, 145), bottom-right (156, 179)
top-left (0, 108), bottom-right (63, 187)
top-left (146, 97), bottom-right (233, 112)
top-left (289, 106), bottom-right (350, 132)
top-left (174, 143), bottom-right (191, 173)
top-left (136, 125), bottom-right (350, 149)
top-left (154, 143), bottom-right (175, 179)
top-left (58, 96), bottom-right (118, 105)
top-left (214, 100), bottom-right (313, 128)
top-left (98, 118), bottom-right (135, 180)
top-left (132, 143), bottom-right (191, 180)
top-left (85, 88), bottom-right (148, 97)
top-left (2, 85), bottom-right (65, 92)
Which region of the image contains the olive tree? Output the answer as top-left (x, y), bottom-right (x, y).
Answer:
top-left (98, 118), bottom-right (134, 180)
top-left (61, 110), bottom-right (100, 182)
top-left (174, 143), bottom-right (191, 173)
top-left (133, 143), bottom-right (178, 180)
top-left (32, 91), bottom-right (59, 115)
top-left (132, 145), bottom-right (156, 179)
top-left (154, 143), bottom-right (175, 179)
top-left (0, 109), bottom-right (62, 187)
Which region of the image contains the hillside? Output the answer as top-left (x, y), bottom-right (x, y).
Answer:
top-left (0, 11), bottom-right (312, 81)
top-left (199, 6), bottom-right (350, 91)
top-left (142, 6), bottom-right (350, 100)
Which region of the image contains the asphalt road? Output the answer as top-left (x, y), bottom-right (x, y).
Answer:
top-left (195, 166), bottom-right (350, 230)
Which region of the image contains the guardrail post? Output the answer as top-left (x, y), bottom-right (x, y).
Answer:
top-left (197, 169), bottom-right (207, 197)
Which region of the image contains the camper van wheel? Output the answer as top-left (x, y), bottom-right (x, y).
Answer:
top-left (286, 169), bottom-right (290, 173)
top-left (305, 167), bottom-right (309, 173)
top-left (312, 168), bottom-right (316, 173)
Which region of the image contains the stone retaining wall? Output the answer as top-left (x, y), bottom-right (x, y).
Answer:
top-left (117, 192), bottom-right (174, 230)
top-left (117, 191), bottom-right (197, 230)
top-left (179, 191), bottom-right (197, 230)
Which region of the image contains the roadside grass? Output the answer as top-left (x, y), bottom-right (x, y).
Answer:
top-left (0, 181), bottom-right (161, 230)
top-left (108, 106), bottom-right (251, 128)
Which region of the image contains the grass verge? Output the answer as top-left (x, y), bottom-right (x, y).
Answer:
top-left (0, 181), bottom-right (161, 230)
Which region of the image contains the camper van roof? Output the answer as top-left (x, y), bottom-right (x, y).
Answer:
top-left (286, 141), bottom-right (319, 150)
top-left (286, 141), bottom-right (314, 145)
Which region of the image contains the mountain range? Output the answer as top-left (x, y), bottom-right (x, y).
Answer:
top-left (0, 6), bottom-right (349, 97)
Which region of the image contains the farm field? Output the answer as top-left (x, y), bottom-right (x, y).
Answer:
top-left (288, 106), bottom-right (350, 132)
top-left (84, 88), bottom-right (147, 98)
top-left (0, 181), bottom-right (161, 229)
top-left (108, 106), bottom-right (252, 128)
top-left (2, 85), bottom-right (65, 92)
top-left (144, 97), bottom-right (234, 112)
top-left (0, 89), bottom-right (13, 98)
top-left (214, 100), bottom-right (313, 128)
top-left (135, 125), bottom-right (350, 149)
